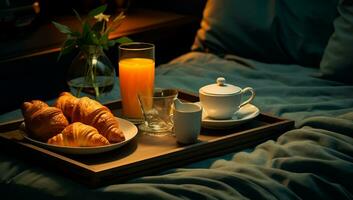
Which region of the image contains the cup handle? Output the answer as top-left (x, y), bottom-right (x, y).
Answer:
top-left (240, 87), bottom-right (255, 107)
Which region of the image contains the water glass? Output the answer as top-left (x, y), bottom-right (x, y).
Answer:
top-left (138, 89), bottom-right (178, 136)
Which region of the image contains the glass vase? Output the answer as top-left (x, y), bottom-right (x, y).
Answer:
top-left (67, 45), bottom-right (116, 99)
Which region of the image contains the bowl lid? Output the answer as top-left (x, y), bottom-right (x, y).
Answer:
top-left (199, 77), bottom-right (241, 96)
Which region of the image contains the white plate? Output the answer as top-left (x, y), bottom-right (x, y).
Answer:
top-left (200, 103), bottom-right (260, 129)
top-left (20, 118), bottom-right (138, 155)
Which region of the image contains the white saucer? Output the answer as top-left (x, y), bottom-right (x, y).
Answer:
top-left (200, 103), bottom-right (260, 129)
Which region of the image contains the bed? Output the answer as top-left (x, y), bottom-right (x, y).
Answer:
top-left (1, 0), bottom-right (353, 199)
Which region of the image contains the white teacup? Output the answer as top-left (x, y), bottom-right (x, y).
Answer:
top-left (173, 99), bottom-right (202, 144)
top-left (199, 77), bottom-right (255, 120)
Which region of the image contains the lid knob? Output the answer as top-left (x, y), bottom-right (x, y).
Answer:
top-left (199, 77), bottom-right (241, 95)
top-left (216, 77), bottom-right (226, 86)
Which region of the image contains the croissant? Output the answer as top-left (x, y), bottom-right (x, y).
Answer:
top-left (48, 122), bottom-right (110, 147)
top-left (54, 92), bottom-right (125, 143)
top-left (21, 100), bottom-right (69, 141)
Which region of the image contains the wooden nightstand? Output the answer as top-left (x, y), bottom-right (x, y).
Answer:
top-left (0, 8), bottom-right (199, 64)
top-left (0, 9), bottom-right (200, 113)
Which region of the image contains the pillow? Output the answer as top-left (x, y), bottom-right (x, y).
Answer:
top-left (319, 0), bottom-right (353, 84)
top-left (192, 0), bottom-right (339, 67)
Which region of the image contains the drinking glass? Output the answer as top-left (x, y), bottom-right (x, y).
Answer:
top-left (138, 89), bottom-right (178, 136)
top-left (119, 42), bottom-right (155, 123)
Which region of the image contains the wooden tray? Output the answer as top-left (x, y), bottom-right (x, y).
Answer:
top-left (0, 90), bottom-right (294, 188)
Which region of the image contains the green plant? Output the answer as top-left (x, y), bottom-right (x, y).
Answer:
top-left (53, 4), bottom-right (132, 60)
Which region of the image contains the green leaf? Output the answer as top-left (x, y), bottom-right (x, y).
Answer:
top-left (82, 22), bottom-right (90, 33)
top-left (107, 40), bottom-right (116, 47)
top-left (88, 4), bottom-right (107, 17)
top-left (61, 43), bottom-right (75, 55)
top-left (72, 9), bottom-right (82, 22)
top-left (57, 38), bottom-right (76, 61)
top-left (82, 22), bottom-right (91, 41)
top-left (57, 51), bottom-right (63, 61)
top-left (64, 38), bottom-right (76, 47)
top-left (115, 37), bottom-right (133, 44)
top-left (52, 21), bottom-right (72, 34)
top-left (70, 31), bottom-right (81, 37)
top-left (102, 44), bottom-right (109, 50)
top-left (76, 22), bottom-right (93, 47)
top-left (100, 34), bottom-right (109, 45)
top-left (92, 21), bottom-right (104, 34)
top-left (90, 32), bottom-right (100, 45)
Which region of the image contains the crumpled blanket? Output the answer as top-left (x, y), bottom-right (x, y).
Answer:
top-left (1, 52), bottom-right (352, 199)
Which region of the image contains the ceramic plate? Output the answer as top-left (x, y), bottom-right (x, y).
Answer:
top-left (20, 118), bottom-right (138, 155)
top-left (200, 103), bottom-right (260, 129)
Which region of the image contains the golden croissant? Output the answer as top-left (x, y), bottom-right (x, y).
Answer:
top-left (48, 122), bottom-right (110, 147)
top-left (54, 92), bottom-right (125, 143)
top-left (21, 100), bottom-right (69, 141)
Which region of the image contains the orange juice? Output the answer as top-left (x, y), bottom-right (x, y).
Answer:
top-left (119, 58), bottom-right (155, 119)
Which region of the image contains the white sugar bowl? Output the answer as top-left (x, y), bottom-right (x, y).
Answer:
top-left (199, 77), bottom-right (256, 119)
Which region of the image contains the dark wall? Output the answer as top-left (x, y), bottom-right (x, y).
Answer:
top-left (38, 0), bottom-right (206, 17)
top-left (0, 0), bottom-right (205, 114)
top-left (132, 0), bottom-right (206, 16)
top-left (0, 51), bottom-right (71, 113)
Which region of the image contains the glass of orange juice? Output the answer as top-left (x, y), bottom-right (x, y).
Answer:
top-left (118, 42), bottom-right (155, 123)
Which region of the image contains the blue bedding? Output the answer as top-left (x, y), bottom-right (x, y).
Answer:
top-left (155, 52), bottom-right (353, 124)
top-left (0, 52), bottom-right (352, 199)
